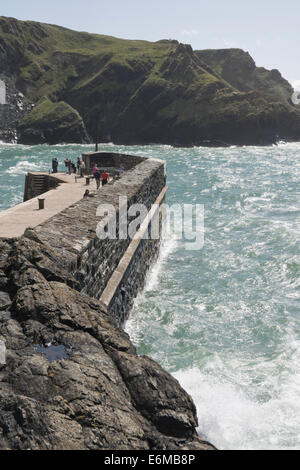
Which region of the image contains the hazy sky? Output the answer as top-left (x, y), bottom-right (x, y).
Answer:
top-left (2, 0), bottom-right (299, 89)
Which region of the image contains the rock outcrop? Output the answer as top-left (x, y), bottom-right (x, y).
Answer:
top-left (0, 16), bottom-right (300, 146)
top-left (17, 97), bottom-right (90, 145)
top-left (195, 48), bottom-right (294, 106)
top-left (0, 237), bottom-right (215, 450)
top-left (0, 74), bottom-right (33, 142)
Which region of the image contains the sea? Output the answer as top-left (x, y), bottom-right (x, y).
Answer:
top-left (0, 141), bottom-right (299, 450)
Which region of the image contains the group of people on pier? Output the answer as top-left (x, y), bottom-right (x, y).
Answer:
top-left (51, 157), bottom-right (86, 176)
top-left (51, 157), bottom-right (114, 191)
top-left (63, 157), bottom-right (86, 176)
top-left (92, 164), bottom-right (109, 189)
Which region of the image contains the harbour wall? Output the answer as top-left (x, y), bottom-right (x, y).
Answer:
top-left (24, 173), bottom-right (61, 201)
top-left (19, 153), bottom-right (167, 325)
top-left (82, 151), bottom-right (147, 175)
top-left (0, 152), bottom-right (217, 450)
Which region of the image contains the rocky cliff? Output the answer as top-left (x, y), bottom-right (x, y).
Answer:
top-left (18, 96), bottom-right (89, 145)
top-left (0, 16), bottom-right (299, 146)
top-left (196, 48), bottom-right (294, 106)
top-left (0, 235), bottom-right (215, 450)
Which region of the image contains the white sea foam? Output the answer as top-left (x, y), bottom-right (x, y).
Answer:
top-left (174, 341), bottom-right (300, 450)
top-left (0, 141), bottom-right (20, 147)
top-left (5, 160), bottom-right (48, 176)
top-left (125, 234), bottom-right (178, 341)
top-left (146, 239), bottom-right (178, 293)
top-left (1, 141), bottom-right (300, 450)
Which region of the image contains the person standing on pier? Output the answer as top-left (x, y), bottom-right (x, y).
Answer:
top-left (52, 158), bottom-right (58, 173)
top-left (64, 158), bottom-right (72, 175)
top-left (80, 160), bottom-right (86, 177)
top-left (101, 170), bottom-right (109, 186)
top-left (77, 157), bottom-right (81, 174)
top-left (92, 164), bottom-right (98, 177)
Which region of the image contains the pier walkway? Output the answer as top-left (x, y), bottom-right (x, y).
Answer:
top-left (0, 172), bottom-right (96, 239)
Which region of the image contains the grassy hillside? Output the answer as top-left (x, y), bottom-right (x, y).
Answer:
top-left (109, 43), bottom-right (300, 146)
top-left (195, 49), bottom-right (294, 106)
top-left (0, 16), bottom-right (299, 146)
top-left (0, 17), bottom-right (171, 100)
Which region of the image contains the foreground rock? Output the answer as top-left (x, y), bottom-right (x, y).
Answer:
top-left (0, 237), bottom-right (215, 450)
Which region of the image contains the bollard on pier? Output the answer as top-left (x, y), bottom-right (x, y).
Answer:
top-left (38, 198), bottom-right (45, 210)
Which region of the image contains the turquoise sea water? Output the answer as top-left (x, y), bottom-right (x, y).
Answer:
top-left (0, 142), bottom-right (299, 449)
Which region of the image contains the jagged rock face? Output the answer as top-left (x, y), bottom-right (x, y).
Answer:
top-left (111, 45), bottom-right (300, 146)
top-left (17, 97), bottom-right (90, 145)
top-left (0, 75), bottom-right (33, 143)
top-left (195, 48), bottom-right (294, 106)
top-left (0, 237), bottom-right (215, 450)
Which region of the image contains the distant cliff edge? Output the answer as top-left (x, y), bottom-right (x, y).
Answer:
top-left (0, 16), bottom-right (300, 146)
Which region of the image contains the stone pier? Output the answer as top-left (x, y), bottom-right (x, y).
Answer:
top-left (0, 152), bottom-right (167, 325)
top-left (0, 151), bottom-right (216, 450)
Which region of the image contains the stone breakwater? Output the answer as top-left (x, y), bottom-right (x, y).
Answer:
top-left (0, 153), bottom-right (215, 450)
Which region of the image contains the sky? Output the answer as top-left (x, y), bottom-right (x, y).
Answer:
top-left (1, 0), bottom-right (299, 90)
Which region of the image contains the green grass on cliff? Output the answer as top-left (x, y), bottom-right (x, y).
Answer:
top-left (1, 16), bottom-right (299, 145)
top-left (20, 97), bottom-right (82, 129)
top-left (196, 48), bottom-right (294, 106)
top-left (0, 15), bottom-right (294, 112)
top-left (0, 16), bottom-right (173, 102)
